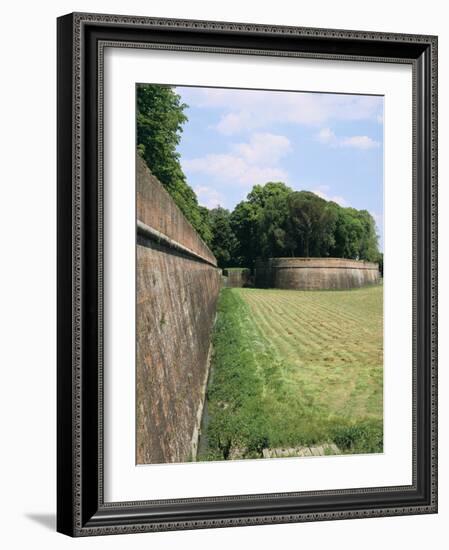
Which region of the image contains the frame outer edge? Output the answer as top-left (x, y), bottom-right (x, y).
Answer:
top-left (57, 13), bottom-right (76, 537)
top-left (71, 11), bottom-right (436, 44)
top-left (430, 36), bottom-right (438, 513)
top-left (58, 12), bottom-right (438, 536)
top-left (73, 11), bottom-right (84, 537)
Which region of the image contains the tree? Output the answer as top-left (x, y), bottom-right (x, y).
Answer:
top-left (246, 182), bottom-right (292, 209)
top-left (356, 209), bottom-right (379, 262)
top-left (329, 207), bottom-right (379, 261)
top-left (229, 183), bottom-right (380, 265)
top-left (331, 207), bottom-right (365, 259)
top-left (257, 192), bottom-right (290, 258)
top-left (208, 207), bottom-right (238, 268)
top-left (230, 200), bottom-right (260, 268)
top-left (230, 182), bottom-right (292, 267)
top-left (197, 206), bottom-right (213, 246)
top-left (286, 192), bottom-right (337, 257)
top-left (137, 84), bottom-right (187, 187)
top-left (136, 84), bottom-right (212, 244)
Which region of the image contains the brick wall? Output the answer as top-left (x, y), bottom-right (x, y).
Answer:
top-left (136, 156), bottom-right (221, 464)
top-left (255, 257), bottom-right (380, 290)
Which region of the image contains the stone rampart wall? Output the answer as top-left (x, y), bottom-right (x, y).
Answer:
top-left (136, 156), bottom-right (220, 464)
top-left (255, 257), bottom-right (380, 290)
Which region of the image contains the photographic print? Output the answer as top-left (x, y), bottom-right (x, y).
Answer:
top-left (136, 84), bottom-right (384, 465)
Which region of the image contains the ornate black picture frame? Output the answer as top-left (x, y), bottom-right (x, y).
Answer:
top-left (57, 12), bottom-right (438, 537)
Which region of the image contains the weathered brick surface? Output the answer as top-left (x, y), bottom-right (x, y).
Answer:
top-left (136, 157), bottom-right (220, 464)
top-left (137, 156), bottom-right (216, 265)
top-left (255, 257), bottom-right (380, 290)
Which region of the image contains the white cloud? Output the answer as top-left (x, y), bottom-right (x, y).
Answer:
top-left (315, 128), bottom-right (380, 150)
top-left (178, 87), bottom-right (383, 135)
top-left (371, 211), bottom-right (383, 225)
top-left (182, 132), bottom-right (291, 187)
top-left (316, 128), bottom-right (336, 145)
top-left (233, 132), bottom-right (291, 164)
top-left (184, 154), bottom-right (287, 186)
top-left (216, 112), bottom-right (251, 135)
top-left (339, 135), bottom-right (380, 150)
top-left (194, 186), bottom-right (225, 209)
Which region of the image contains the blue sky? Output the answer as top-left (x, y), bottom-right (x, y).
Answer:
top-left (174, 86), bottom-right (384, 250)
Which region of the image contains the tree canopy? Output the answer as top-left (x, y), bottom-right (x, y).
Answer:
top-left (207, 207), bottom-right (238, 268)
top-left (136, 84), bottom-right (381, 269)
top-left (137, 84), bottom-right (212, 243)
top-left (229, 188), bottom-right (380, 268)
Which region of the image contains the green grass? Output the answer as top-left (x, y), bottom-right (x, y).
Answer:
top-left (199, 286), bottom-right (383, 461)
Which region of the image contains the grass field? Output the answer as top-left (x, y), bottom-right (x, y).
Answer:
top-left (199, 285), bottom-right (383, 461)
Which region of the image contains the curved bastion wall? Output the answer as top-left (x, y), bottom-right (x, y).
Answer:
top-left (255, 257), bottom-right (380, 290)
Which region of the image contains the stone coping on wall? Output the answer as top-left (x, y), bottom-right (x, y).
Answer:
top-left (257, 257), bottom-right (379, 270)
top-left (137, 220), bottom-right (217, 267)
top-left (137, 154), bottom-right (217, 266)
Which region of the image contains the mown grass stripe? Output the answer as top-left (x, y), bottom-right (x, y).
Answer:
top-left (199, 286), bottom-right (383, 461)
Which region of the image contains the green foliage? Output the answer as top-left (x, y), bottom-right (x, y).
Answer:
top-left (137, 84), bottom-right (187, 187)
top-left (136, 84), bottom-right (212, 244)
top-left (229, 200), bottom-right (260, 267)
top-left (286, 191), bottom-right (338, 257)
top-left (230, 184), bottom-right (381, 267)
top-left (256, 184), bottom-right (293, 258)
top-left (355, 209), bottom-right (380, 262)
top-left (202, 290), bottom-right (269, 459)
top-left (331, 419), bottom-right (383, 454)
top-left (230, 182), bottom-right (293, 266)
top-left (331, 206), bottom-right (365, 259)
top-left (207, 207), bottom-right (238, 268)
